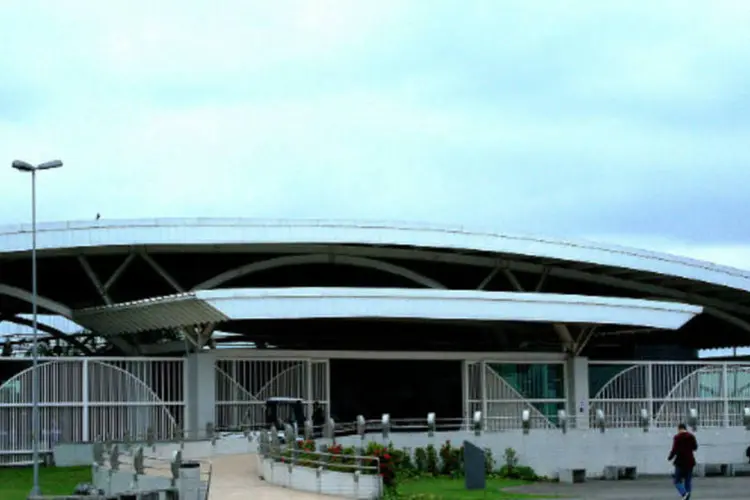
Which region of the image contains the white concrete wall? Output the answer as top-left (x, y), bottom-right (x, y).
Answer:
top-left (335, 427), bottom-right (750, 479)
top-left (93, 466), bottom-right (173, 495)
top-left (261, 458), bottom-right (382, 499)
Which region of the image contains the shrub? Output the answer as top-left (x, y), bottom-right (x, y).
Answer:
top-left (483, 448), bottom-right (495, 476)
top-left (439, 440), bottom-right (463, 477)
top-left (425, 445), bottom-right (439, 476)
top-left (414, 447), bottom-right (428, 473)
top-left (496, 447), bottom-right (539, 481)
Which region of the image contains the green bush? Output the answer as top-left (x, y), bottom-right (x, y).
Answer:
top-left (273, 439), bottom-right (541, 493)
top-left (414, 446), bottom-right (428, 473)
top-left (425, 444), bottom-right (439, 476)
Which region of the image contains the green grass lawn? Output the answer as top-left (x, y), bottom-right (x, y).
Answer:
top-left (397, 476), bottom-right (556, 499)
top-left (1, 466), bottom-right (92, 500)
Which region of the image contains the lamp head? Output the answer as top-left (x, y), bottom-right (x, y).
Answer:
top-left (37, 160), bottom-right (63, 170)
top-left (11, 160), bottom-right (34, 172)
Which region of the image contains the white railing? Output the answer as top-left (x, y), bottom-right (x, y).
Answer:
top-left (589, 360), bottom-right (750, 428)
top-left (0, 357), bottom-right (184, 464)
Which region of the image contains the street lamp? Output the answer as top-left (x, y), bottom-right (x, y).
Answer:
top-left (11, 158), bottom-right (63, 496)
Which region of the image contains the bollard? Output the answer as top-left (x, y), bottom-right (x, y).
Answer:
top-left (521, 409), bottom-right (531, 434)
top-left (206, 422), bottom-right (216, 445)
top-left (170, 449), bottom-right (183, 487)
top-left (557, 409), bottom-right (567, 434)
top-left (133, 446), bottom-right (145, 475)
top-left (270, 428), bottom-right (281, 456)
top-left (687, 408), bottom-right (698, 431)
top-left (357, 415), bottom-right (366, 437)
top-left (743, 407), bottom-right (750, 430)
top-left (284, 423), bottom-right (296, 445)
top-left (595, 409), bottom-right (606, 433)
top-left (382, 413), bottom-right (391, 439)
top-left (473, 411), bottom-right (482, 436)
top-left (93, 441), bottom-right (105, 466)
top-left (146, 426), bottom-right (155, 448)
top-left (427, 412), bottom-right (436, 437)
top-left (640, 409), bottom-right (650, 432)
top-left (109, 444), bottom-right (120, 471)
top-left (325, 418), bottom-right (336, 441)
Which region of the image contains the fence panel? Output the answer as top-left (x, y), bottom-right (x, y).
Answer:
top-left (589, 361), bottom-right (750, 428)
top-left (466, 361), bottom-right (566, 431)
top-left (0, 357), bottom-right (184, 465)
top-left (215, 358), bottom-right (329, 430)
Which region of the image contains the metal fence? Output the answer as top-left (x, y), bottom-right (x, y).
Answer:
top-left (215, 358), bottom-right (329, 430)
top-left (589, 361), bottom-right (750, 428)
top-left (0, 357), bottom-right (184, 465)
top-left (465, 361), bottom-right (566, 430)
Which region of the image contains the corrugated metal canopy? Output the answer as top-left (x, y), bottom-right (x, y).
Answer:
top-left (73, 293), bottom-right (229, 335)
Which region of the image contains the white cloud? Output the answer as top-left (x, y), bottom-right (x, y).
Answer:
top-left (0, 0), bottom-right (749, 271)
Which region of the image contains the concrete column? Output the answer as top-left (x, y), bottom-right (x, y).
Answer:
top-left (184, 352), bottom-right (217, 439)
top-left (566, 356), bottom-right (590, 429)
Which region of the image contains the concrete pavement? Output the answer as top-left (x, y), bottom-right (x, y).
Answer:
top-left (507, 476), bottom-right (750, 499)
top-left (208, 454), bottom-right (339, 500)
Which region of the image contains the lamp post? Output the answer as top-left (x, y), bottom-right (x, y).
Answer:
top-left (11, 159), bottom-right (63, 496)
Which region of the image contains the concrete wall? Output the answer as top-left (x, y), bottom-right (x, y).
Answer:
top-left (93, 465), bottom-right (173, 495)
top-left (54, 434), bottom-right (260, 466)
top-left (54, 442), bottom-right (96, 467)
top-left (335, 428), bottom-right (750, 479)
top-left (92, 465), bottom-right (209, 500)
top-left (261, 457), bottom-right (382, 499)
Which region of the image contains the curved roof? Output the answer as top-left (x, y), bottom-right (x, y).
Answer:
top-left (1, 217), bottom-right (749, 291)
top-left (72, 287), bottom-right (702, 336)
top-left (1, 217), bottom-right (748, 352)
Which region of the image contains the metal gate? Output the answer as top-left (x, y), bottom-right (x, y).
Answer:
top-left (0, 357), bottom-right (184, 465)
top-left (465, 361), bottom-right (566, 430)
top-left (215, 358), bottom-right (329, 430)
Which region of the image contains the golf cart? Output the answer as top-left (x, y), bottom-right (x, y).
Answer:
top-left (265, 397), bottom-right (306, 443)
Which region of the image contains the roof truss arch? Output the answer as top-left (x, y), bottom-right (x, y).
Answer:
top-left (0, 314), bottom-right (93, 354)
top-left (0, 284), bottom-right (73, 317)
top-left (192, 253), bottom-right (447, 291)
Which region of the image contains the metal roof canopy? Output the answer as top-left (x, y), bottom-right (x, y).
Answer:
top-left (72, 287), bottom-right (702, 337)
top-left (73, 293), bottom-right (229, 335)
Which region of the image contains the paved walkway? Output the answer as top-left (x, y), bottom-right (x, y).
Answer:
top-left (207, 454), bottom-right (335, 500)
top-left (507, 476), bottom-right (750, 499)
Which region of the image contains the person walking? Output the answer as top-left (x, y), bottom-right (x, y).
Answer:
top-left (668, 423), bottom-right (698, 499)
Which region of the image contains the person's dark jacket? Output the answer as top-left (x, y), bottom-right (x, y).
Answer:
top-left (668, 431), bottom-right (698, 469)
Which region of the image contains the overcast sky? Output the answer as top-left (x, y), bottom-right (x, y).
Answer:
top-left (1, 1), bottom-right (749, 269)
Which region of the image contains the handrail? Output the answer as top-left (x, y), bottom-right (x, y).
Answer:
top-left (261, 446), bottom-right (380, 475)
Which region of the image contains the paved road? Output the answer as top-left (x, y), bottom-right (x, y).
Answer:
top-left (208, 454), bottom-right (337, 500)
top-left (508, 477), bottom-right (750, 499)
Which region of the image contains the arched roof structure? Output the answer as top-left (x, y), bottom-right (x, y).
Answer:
top-left (0, 218), bottom-right (748, 353)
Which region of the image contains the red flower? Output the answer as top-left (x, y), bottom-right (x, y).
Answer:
top-left (383, 454), bottom-right (391, 460)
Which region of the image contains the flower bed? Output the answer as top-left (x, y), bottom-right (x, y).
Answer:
top-left (274, 439), bottom-right (540, 495)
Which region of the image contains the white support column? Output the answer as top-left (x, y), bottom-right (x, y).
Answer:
top-left (645, 362), bottom-right (654, 427)
top-left (325, 360), bottom-right (331, 421)
top-left (480, 360), bottom-right (488, 429)
top-left (461, 361), bottom-right (470, 428)
top-left (82, 358), bottom-right (90, 442)
top-left (306, 359), bottom-right (314, 419)
top-left (184, 352), bottom-right (217, 439)
top-left (565, 356), bottom-right (590, 429)
top-left (722, 362), bottom-right (729, 427)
